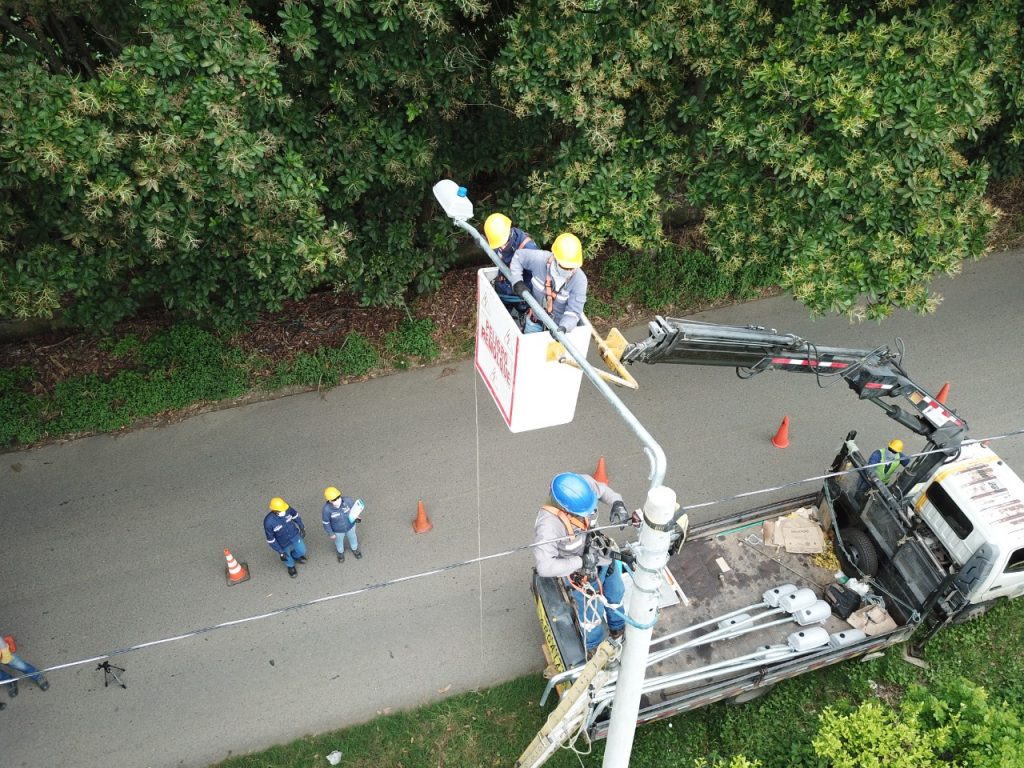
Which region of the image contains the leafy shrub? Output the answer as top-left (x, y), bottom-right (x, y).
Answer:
top-left (0, 366), bottom-right (43, 446)
top-left (41, 325), bottom-right (246, 436)
top-left (685, 2), bottom-right (1011, 319)
top-left (0, 1), bottom-right (348, 328)
top-left (693, 758), bottom-right (762, 768)
top-left (813, 678), bottom-right (1023, 768)
top-left (333, 332), bottom-right (380, 377)
top-left (384, 318), bottom-right (438, 367)
top-left (602, 244), bottom-right (733, 310)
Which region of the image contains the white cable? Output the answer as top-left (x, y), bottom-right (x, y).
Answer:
top-left (474, 364), bottom-right (485, 675)
top-left (5, 427), bottom-right (1022, 686)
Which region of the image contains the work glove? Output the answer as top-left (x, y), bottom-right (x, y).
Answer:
top-left (610, 501), bottom-right (629, 528)
top-left (512, 280), bottom-right (528, 297)
top-left (279, 553), bottom-right (287, 563)
top-left (581, 551), bottom-right (598, 582)
top-left (298, 527), bottom-right (306, 538)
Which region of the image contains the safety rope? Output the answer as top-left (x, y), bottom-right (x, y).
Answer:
top-left (474, 366), bottom-right (485, 673)
top-left (5, 428), bottom-right (1021, 686)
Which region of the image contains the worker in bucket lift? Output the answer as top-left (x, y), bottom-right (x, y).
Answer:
top-left (858, 438), bottom-right (911, 492)
top-left (484, 213), bottom-right (537, 315)
top-left (510, 233), bottom-right (588, 335)
top-left (533, 472), bottom-right (632, 653)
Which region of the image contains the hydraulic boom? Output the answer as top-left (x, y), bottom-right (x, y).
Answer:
top-left (622, 317), bottom-right (967, 494)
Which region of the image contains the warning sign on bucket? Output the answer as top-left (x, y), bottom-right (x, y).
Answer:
top-left (475, 267), bottom-right (590, 433)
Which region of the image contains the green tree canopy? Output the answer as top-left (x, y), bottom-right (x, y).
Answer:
top-left (1, 0), bottom-right (1021, 328)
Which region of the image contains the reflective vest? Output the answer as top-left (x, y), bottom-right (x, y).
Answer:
top-left (876, 449), bottom-right (903, 483)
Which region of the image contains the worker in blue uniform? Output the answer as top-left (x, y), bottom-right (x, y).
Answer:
top-left (484, 212), bottom-right (537, 323)
top-left (264, 497), bottom-right (307, 578)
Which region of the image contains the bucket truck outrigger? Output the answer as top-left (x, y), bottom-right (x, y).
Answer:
top-left (528, 316), bottom-right (1024, 755)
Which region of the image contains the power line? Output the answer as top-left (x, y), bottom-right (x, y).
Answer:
top-left (6, 427), bottom-right (1023, 686)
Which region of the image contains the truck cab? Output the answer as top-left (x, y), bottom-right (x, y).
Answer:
top-left (910, 443), bottom-right (1024, 605)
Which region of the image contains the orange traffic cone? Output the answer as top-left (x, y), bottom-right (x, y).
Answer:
top-left (771, 416), bottom-right (791, 449)
top-left (413, 499), bottom-right (433, 534)
top-left (224, 548), bottom-right (250, 586)
top-left (593, 456), bottom-right (609, 484)
top-left (936, 382), bottom-right (950, 405)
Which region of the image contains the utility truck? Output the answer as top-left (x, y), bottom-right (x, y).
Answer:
top-left (429, 179), bottom-right (1023, 766)
top-left (530, 317), bottom-right (1024, 745)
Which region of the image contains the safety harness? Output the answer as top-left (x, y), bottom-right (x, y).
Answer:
top-left (542, 504), bottom-right (589, 540)
top-left (530, 256), bottom-right (577, 322)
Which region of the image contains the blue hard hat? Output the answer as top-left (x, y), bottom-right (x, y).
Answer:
top-left (551, 473), bottom-right (598, 517)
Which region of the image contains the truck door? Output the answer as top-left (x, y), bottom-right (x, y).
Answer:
top-left (978, 547), bottom-right (1024, 602)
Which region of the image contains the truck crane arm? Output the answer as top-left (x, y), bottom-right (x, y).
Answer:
top-left (622, 317), bottom-right (967, 494)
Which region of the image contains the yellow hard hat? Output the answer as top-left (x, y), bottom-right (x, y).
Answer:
top-left (324, 486), bottom-right (341, 502)
top-left (551, 233), bottom-right (583, 269)
top-left (269, 497), bottom-right (289, 513)
top-left (484, 213), bottom-right (512, 249)
top-left (888, 439), bottom-right (904, 453)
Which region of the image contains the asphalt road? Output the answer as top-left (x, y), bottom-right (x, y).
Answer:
top-left (2, 247), bottom-right (1022, 767)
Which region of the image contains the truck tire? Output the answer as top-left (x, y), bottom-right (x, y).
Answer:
top-left (951, 599), bottom-right (997, 625)
top-left (730, 684), bottom-right (774, 705)
top-left (839, 528), bottom-right (879, 577)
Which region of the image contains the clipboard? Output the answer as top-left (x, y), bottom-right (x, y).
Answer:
top-left (348, 499), bottom-right (365, 522)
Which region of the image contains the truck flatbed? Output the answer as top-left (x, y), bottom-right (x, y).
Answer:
top-left (534, 492), bottom-right (917, 738)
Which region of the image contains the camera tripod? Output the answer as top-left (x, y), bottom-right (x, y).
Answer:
top-left (97, 660), bottom-right (126, 689)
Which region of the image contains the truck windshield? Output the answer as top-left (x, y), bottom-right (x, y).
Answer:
top-left (926, 483), bottom-right (974, 540)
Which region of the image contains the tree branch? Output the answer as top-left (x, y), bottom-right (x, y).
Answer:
top-left (54, 13), bottom-right (96, 78)
top-left (0, 12), bottom-right (60, 73)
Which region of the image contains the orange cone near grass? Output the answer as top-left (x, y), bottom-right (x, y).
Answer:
top-left (593, 456), bottom-right (609, 484)
top-left (936, 382), bottom-right (950, 405)
top-left (224, 548), bottom-right (250, 586)
top-left (413, 499), bottom-right (433, 534)
top-left (771, 416), bottom-right (791, 449)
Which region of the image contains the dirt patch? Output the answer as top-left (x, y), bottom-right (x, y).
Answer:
top-left (987, 176), bottom-right (1024, 252)
top-left (0, 265), bottom-right (481, 396)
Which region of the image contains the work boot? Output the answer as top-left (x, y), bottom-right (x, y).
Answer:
top-left (297, 555), bottom-right (308, 564)
top-left (7, 682), bottom-right (17, 698)
top-left (287, 566), bottom-right (298, 578)
top-left (353, 549), bottom-right (362, 560)
top-left (38, 678), bottom-right (49, 692)
top-left (337, 552), bottom-right (345, 563)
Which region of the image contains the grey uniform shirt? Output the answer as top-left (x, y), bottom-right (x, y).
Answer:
top-left (509, 248), bottom-right (588, 330)
top-left (532, 474), bottom-right (623, 578)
